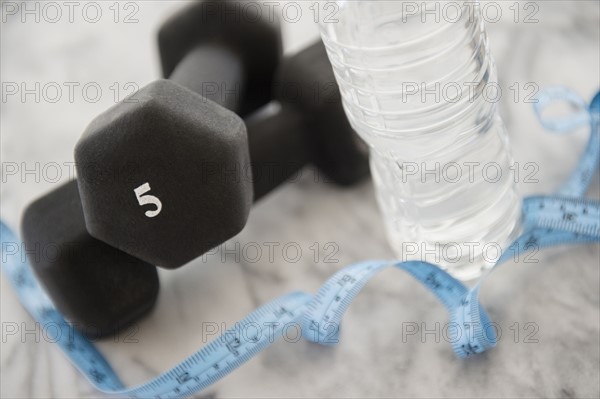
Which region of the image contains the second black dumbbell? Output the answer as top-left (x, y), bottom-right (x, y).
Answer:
top-left (247, 41), bottom-right (370, 199)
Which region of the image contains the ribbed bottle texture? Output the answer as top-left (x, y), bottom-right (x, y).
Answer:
top-left (319, 1), bottom-right (521, 279)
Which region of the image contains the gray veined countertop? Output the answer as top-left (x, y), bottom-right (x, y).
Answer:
top-left (1, 1), bottom-right (599, 398)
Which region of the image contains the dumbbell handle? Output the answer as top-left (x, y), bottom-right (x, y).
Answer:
top-left (246, 105), bottom-right (312, 200)
top-left (169, 45), bottom-right (244, 113)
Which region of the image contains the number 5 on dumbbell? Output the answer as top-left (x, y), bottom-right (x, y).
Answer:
top-left (133, 183), bottom-right (163, 218)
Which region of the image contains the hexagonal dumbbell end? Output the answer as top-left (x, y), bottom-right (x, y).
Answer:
top-left (21, 180), bottom-right (159, 338)
top-left (75, 80), bottom-right (252, 268)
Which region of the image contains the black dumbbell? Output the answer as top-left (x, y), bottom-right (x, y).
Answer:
top-left (158, 0), bottom-right (282, 116)
top-left (21, 181), bottom-right (159, 338)
top-left (20, 0), bottom-right (281, 338)
top-left (74, 40), bottom-right (369, 270)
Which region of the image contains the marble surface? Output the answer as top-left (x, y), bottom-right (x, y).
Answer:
top-left (1, 1), bottom-right (599, 397)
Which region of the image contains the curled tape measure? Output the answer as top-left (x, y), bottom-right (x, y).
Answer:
top-left (1, 87), bottom-right (599, 397)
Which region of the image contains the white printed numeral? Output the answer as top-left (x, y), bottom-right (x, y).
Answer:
top-left (134, 183), bottom-right (162, 218)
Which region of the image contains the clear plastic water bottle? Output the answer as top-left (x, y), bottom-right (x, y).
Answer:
top-left (319, 1), bottom-right (521, 280)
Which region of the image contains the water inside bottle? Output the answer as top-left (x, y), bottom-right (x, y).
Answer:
top-left (319, 1), bottom-right (522, 279)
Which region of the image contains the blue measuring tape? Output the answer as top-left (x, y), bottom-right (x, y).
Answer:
top-left (1, 87), bottom-right (599, 397)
